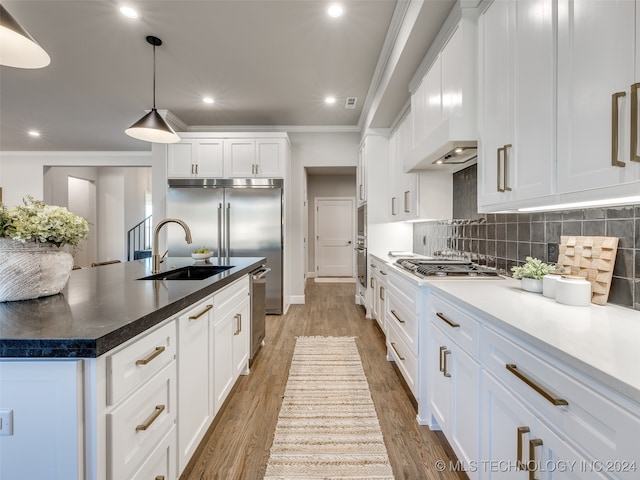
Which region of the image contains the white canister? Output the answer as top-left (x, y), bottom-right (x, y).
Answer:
top-left (555, 276), bottom-right (592, 307)
top-left (542, 274), bottom-right (561, 298)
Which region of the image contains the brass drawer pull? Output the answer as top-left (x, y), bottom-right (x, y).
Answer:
top-left (189, 304), bottom-right (213, 320)
top-left (135, 346), bottom-right (165, 366)
top-left (379, 286), bottom-right (385, 301)
top-left (155, 476), bottom-right (165, 480)
top-left (506, 364), bottom-right (568, 406)
top-left (390, 309), bottom-right (405, 324)
top-left (370, 277), bottom-right (374, 289)
top-left (517, 426), bottom-right (530, 470)
top-left (503, 144), bottom-right (512, 191)
top-left (529, 438), bottom-right (543, 480)
top-left (612, 91), bottom-right (627, 167)
top-left (439, 346), bottom-right (447, 373)
top-left (135, 404), bottom-right (165, 431)
top-left (631, 83), bottom-right (640, 162)
top-left (436, 312), bottom-right (460, 328)
top-left (391, 197), bottom-right (397, 216)
top-left (496, 146), bottom-right (505, 192)
top-left (234, 313), bottom-right (242, 335)
top-left (390, 342), bottom-right (405, 361)
top-left (380, 270), bottom-right (387, 276)
top-left (404, 190), bottom-right (410, 213)
top-left (442, 349), bottom-right (451, 377)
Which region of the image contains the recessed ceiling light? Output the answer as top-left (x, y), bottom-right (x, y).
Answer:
top-left (325, 96), bottom-right (336, 104)
top-left (203, 97), bottom-right (214, 104)
top-left (119, 6), bottom-right (139, 19)
top-left (327, 4), bottom-right (344, 18)
top-left (28, 130), bottom-right (41, 137)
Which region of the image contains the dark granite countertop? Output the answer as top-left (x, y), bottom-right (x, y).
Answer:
top-left (0, 256), bottom-right (265, 358)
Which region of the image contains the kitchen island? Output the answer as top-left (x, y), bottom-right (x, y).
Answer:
top-left (0, 256), bottom-right (265, 480)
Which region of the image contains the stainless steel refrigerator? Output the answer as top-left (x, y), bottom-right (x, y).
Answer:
top-left (167, 178), bottom-right (283, 314)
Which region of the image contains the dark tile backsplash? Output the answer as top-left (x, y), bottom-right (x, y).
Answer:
top-left (413, 165), bottom-right (640, 310)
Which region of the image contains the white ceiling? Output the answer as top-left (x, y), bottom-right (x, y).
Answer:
top-left (0, 0), bottom-right (454, 151)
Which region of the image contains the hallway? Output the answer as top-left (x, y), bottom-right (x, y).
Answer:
top-left (182, 280), bottom-right (465, 480)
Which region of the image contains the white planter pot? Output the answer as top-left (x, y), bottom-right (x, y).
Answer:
top-left (521, 277), bottom-right (543, 293)
top-left (0, 238), bottom-right (73, 302)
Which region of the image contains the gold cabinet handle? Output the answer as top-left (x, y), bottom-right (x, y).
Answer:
top-left (370, 277), bottom-right (374, 289)
top-left (380, 270), bottom-right (387, 276)
top-left (155, 476), bottom-right (165, 480)
top-left (631, 83), bottom-right (640, 162)
top-left (359, 184), bottom-right (364, 200)
top-left (403, 190), bottom-right (410, 213)
top-left (379, 285), bottom-right (385, 301)
top-left (517, 426), bottom-right (530, 470)
top-left (612, 91), bottom-right (627, 167)
top-left (506, 364), bottom-right (568, 406)
top-left (135, 346), bottom-right (165, 366)
top-left (442, 349), bottom-right (451, 377)
top-left (503, 144), bottom-right (513, 191)
top-left (195, 164), bottom-right (199, 175)
top-left (370, 264), bottom-right (376, 268)
top-left (191, 164), bottom-right (195, 175)
top-left (135, 404), bottom-right (165, 431)
top-left (189, 304), bottom-right (213, 320)
top-left (234, 313), bottom-right (242, 335)
top-left (390, 342), bottom-right (405, 361)
top-left (496, 146), bottom-right (505, 192)
top-left (439, 346), bottom-right (447, 373)
top-left (390, 309), bottom-right (405, 324)
top-left (436, 312), bottom-right (460, 328)
top-left (529, 438), bottom-right (543, 480)
top-left (391, 196), bottom-right (397, 216)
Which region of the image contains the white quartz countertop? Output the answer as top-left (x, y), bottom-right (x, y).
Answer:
top-left (370, 253), bottom-right (640, 404)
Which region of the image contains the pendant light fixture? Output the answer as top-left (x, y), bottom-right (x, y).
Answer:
top-left (0, 4), bottom-right (50, 68)
top-left (125, 35), bottom-right (180, 144)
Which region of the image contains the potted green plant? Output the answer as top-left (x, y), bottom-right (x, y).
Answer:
top-left (510, 256), bottom-right (553, 293)
top-left (0, 196), bottom-right (89, 302)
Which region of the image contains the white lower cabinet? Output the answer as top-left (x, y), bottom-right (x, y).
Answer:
top-left (213, 276), bottom-right (251, 412)
top-left (130, 426), bottom-right (176, 480)
top-left (427, 296), bottom-right (481, 480)
top-left (177, 298), bottom-right (214, 473)
top-left (420, 290), bottom-right (640, 480)
top-left (385, 267), bottom-right (423, 400)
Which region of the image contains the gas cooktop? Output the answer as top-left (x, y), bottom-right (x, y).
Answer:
top-left (395, 258), bottom-right (501, 278)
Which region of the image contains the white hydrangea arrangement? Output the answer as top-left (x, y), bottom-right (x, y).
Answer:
top-left (0, 196), bottom-right (89, 248)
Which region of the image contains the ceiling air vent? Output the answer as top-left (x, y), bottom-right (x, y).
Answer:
top-left (345, 97), bottom-right (357, 109)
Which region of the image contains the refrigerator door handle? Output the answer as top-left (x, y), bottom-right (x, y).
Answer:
top-left (217, 203), bottom-right (223, 259)
top-left (225, 202), bottom-right (231, 259)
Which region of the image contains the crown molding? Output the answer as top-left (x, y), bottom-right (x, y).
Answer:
top-left (187, 124), bottom-right (360, 134)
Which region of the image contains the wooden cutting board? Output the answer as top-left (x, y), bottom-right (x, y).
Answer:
top-left (556, 236), bottom-right (619, 305)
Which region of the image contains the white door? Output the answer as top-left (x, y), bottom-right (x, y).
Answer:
top-left (315, 198), bottom-right (354, 277)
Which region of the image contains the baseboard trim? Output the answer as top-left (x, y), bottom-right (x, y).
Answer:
top-left (289, 295), bottom-right (305, 305)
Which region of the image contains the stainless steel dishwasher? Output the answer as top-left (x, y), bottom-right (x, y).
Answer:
top-left (250, 265), bottom-right (270, 365)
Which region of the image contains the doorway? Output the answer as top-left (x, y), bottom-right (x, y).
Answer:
top-left (314, 197), bottom-right (355, 277)
top-left (67, 176), bottom-right (97, 267)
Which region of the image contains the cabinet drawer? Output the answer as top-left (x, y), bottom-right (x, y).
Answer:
top-left (129, 426), bottom-right (176, 480)
top-left (429, 294), bottom-right (480, 357)
top-left (386, 290), bottom-right (418, 355)
top-left (107, 320), bottom-right (176, 406)
top-left (214, 275), bottom-right (250, 319)
top-left (482, 327), bottom-right (640, 476)
top-left (386, 267), bottom-right (420, 312)
top-left (387, 322), bottom-right (418, 398)
top-left (108, 362), bottom-right (177, 480)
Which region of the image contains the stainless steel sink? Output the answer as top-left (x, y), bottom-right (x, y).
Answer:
top-left (138, 265), bottom-right (234, 280)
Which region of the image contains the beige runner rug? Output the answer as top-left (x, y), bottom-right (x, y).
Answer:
top-left (264, 336), bottom-right (395, 479)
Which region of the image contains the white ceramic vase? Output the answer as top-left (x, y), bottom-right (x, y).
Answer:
top-left (0, 238), bottom-right (74, 302)
top-left (521, 277), bottom-right (543, 293)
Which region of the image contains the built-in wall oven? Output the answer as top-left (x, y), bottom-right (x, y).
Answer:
top-left (356, 205), bottom-right (366, 287)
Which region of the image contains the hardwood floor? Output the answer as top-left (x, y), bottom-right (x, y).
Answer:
top-left (182, 280), bottom-right (466, 480)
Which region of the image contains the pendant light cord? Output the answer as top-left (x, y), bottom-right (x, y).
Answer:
top-left (152, 43), bottom-right (157, 109)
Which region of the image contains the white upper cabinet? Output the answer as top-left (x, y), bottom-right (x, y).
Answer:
top-left (168, 140), bottom-right (225, 178)
top-left (167, 134), bottom-right (288, 179)
top-left (478, 0), bottom-right (555, 209)
top-left (404, 7), bottom-right (478, 172)
top-left (556, 0), bottom-right (640, 192)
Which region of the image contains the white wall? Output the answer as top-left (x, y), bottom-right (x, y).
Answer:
top-left (0, 151), bottom-right (151, 208)
top-left (288, 132), bottom-right (360, 304)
